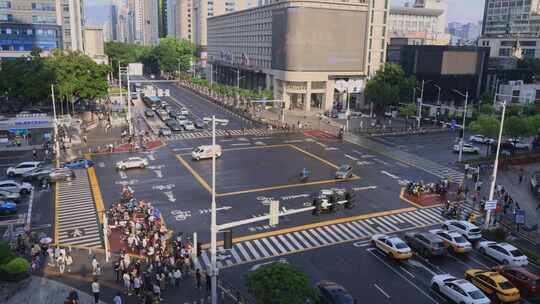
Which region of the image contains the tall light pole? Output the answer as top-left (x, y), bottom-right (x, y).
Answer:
top-left (417, 79), bottom-right (425, 128)
top-left (126, 68), bottom-right (133, 136)
top-left (486, 101), bottom-right (507, 229)
top-left (51, 85), bottom-right (60, 168)
top-left (434, 84), bottom-right (442, 121)
top-left (210, 115), bottom-right (218, 304)
top-left (453, 89), bottom-right (469, 162)
top-left (118, 64), bottom-right (123, 108)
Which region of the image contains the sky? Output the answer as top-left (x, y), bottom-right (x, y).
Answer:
top-left (85, 0), bottom-right (485, 24)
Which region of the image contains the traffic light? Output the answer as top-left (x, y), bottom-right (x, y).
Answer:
top-left (345, 191), bottom-right (356, 209)
top-left (312, 198), bottom-right (321, 215)
top-left (223, 230), bottom-right (233, 250)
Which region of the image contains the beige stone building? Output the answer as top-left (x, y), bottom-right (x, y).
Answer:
top-left (83, 26), bottom-right (107, 64)
top-left (207, 0), bottom-right (389, 112)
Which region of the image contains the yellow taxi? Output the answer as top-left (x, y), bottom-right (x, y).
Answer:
top-left (371, 234), bottom-right (413, 260)
top-left (429, 229), bottom-right (472, 253)
top-left (465, 269), bottom-right (521, 303)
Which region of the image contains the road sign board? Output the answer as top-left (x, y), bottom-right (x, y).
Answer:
top-left (484, 200), bottom-right (497, 211)
top-left (515, 210), bottom-right (526, 224)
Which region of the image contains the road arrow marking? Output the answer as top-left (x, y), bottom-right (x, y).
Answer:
top-left (164, 191), bottom-right (176, 202)
top-left (325, 147), bottom-right (339, 151)
top-left (154, 170), bottom-right (163, 178)
top-left (398, 179), bottom-right (410, 186)
top-left (345, 154), bottom-right (358, 161)
top-left (352, 185), bottom-right (378, 191)
top-left (254, 141), bottom-right (266, 145)
top-left (357, 161), bottom-right (373, 166)
top-left (152, 184), bottom-right (175, 191)
top-left (119, 171), bottom-right (127, 179)
top-left (147, 154), bottom-right (156, 161)
top-left (147, 165), bottom-right (164, 170)
top-left (381, 170), bottom-right (400, 179)
top-left (115, 179), bottom-right (139, 186)
top-left (199, 206), bottom-right (232, 214)
top-left (98, 162), bottom-right (105, 168)
top-left (373, 158), bottom-right (391, 166)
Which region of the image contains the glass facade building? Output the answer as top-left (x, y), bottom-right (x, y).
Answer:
top-left (0, 23), bottom-right (61, 51)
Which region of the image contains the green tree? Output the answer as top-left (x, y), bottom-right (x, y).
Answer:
top-left (47, 50), bottom-right (109, 112)
top-left (480, 91), bottom-right (494, 105)
top-left (365, 64), bottom-right (415, 123)
top-left (105, 42), bottom-right (151, 75)
top-left (504, 116), bottom-right (532, 138)
top-left (517, 58), bottom-right (540, 79)
top-left (479, 104), bottom-right (495, 115)
top-left (470, 114), bottom-right (500, 156)
top-left (399, 103), bottom-right (417, 128)
top-left (153, 37), bottom-right (194, 76)
top-left (245, 263), bottom-right (320, 304)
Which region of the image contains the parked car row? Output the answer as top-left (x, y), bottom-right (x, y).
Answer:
top-left (144, 98), bottom-right (206, 135)
top-left (370, 219), bottom-right (538, 303)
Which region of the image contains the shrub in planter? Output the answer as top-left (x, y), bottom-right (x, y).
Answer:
top-left (482, 227), bottom-right (508, 242)
top-left (0, 257), bottom-right (30, 282)
top-left (0, 241), bottom-right (14, 265)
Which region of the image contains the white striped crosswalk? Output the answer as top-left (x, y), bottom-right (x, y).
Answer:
top-left (199, 204), bottom-right (477, 270)
top-left (167, 128), bottom-right (288, 140)
top-left (56, 170), bottom-right (103, 248)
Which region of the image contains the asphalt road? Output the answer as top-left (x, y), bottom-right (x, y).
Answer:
top-left (92, 131), bottom-right (453, 244)
top-left (220, 228), bottom-right (540, 304)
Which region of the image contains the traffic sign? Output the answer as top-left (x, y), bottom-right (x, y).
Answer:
top-left (484, 200), bottom-right (497, 211)
top-left (515, 210), bottom-right (526, 224)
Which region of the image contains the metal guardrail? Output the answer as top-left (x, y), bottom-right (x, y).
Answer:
top-left (353, 126), bottom-right (449, 137)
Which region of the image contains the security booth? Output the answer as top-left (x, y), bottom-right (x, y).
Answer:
top-left (0, 114), bottom-right (54, 147)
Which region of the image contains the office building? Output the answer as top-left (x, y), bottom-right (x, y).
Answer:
top-left (498, 80), bottom-right (540, 104)
top-left (207, 0), bottom-right (389, 112)
top-left (83, 26), bottom-right (107, 64)
top-left (166, 0), bottom-right (192, 41)
top-left (58, 0), bottom-right (84, 51)
top-left (479, 0), bottom-right (540, 59)
top-left (0, 0), bottom-right (61, 57)
top-left (390, 45), bottom-right (489, 107)
top-left (388, 0), bottom-right (450, 45)
top-left (158, 0), bottom-right (166, 37)
top-left (130, 0), bottom-right (158, 45)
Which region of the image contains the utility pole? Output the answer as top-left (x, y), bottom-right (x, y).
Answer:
top-left (210, 115), bottom-right (218, 304)
top-left (418, 79), bottom-right (425, 128)
top-left (118, 65), bottom-right (123, 106)
top-left (210, 63), bottom-right (213, 87)
top-left (453, 89), bottom-right (468, 162)
top-left (51, 85), bottom-right (60, 169)
top-left (485, 102), bottom-right (506, 229)
top-left (434, 84), bottom-right (441, 121)
top-left (127, 68), bottom-right (133, 136)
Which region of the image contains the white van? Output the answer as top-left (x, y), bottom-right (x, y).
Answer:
top-left (192, 145), bottom-right (222, 160)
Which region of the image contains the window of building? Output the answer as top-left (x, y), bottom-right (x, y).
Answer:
top-left (0, 1), bottom-right (10, 9)
top-left (523, 48), bottom-right (536, 58)
top-left (520, 40), bottom-right (536, 46)
top-left (0, 14), bottom-right (12, 21)
top-left (535, 89), bottom-right (540, 101)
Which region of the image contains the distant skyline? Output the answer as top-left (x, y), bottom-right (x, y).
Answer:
top-left (85, 0), bottom-right (484, 24)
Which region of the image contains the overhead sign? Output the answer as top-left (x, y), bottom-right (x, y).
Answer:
top-left (484, 200), bottom-right (497, 211)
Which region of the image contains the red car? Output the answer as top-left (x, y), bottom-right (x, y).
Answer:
top-left (492, 265), bottom-right (540, 298)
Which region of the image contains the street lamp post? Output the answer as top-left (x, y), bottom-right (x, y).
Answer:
top-left (434, 84), bottom-right (442, 121)
top-left (418, 80), bottom-right (425, 128)
top-left (485, 101), bottom-right (507, 229)
top-left (51, 85), bottom-right (60, 169)
top-left (453, 89), bottom-right (469, 162)
top-left (210, 115), bottom-right (218, 304)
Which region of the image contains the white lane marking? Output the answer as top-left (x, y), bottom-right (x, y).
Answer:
top-left (381, 170), bottom-right (400, 179)
top-left (367, 249), bottom-right (438, 304)
top-left (173, 147), bottom-right (193, 151)
top-left (373, 158), bottom-right (391, 166)
top-left (119, 170), bottom-right (127, 179)
top-left (345, 154), bottom-right (358, 161)
top-left (374, 283), bottom-right (391, 299)
top-left (399, 266), bottom-right (416, 278)
top-left (284, 139), bottom-right (303, 143)
top-left (230, 143), bottom-right (251, 146)
top-left (396, 162), bottom-right (410, 168)
top-left (352, 150), bottom-right (363, 155)
top-left (352, 185), bottom-right (378, 191)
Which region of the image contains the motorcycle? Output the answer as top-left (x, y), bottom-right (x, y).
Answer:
top-left (299, 169), bottom-right (309, 182)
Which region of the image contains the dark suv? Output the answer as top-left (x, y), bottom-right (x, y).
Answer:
top-left (404, 232), bottom-right (447, 257)
top-left (317, 281), bottom-right (354, 304)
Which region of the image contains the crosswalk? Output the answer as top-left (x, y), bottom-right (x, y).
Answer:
top-left (168, 128), bottom-right (288, 140)
top-left (345, 133), bottom-right (464, 182)
top-left (56, 169), bottom-right (103, 248)
top-left (199, 204), bottom-right (477, 270)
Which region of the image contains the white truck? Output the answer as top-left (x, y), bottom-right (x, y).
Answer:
top-left (128, 63), bottom-right (143, 76)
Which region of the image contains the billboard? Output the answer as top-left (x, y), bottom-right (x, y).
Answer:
top-left (272, 7), bottom-right (368, 72)
top-left (441, 51), bottom-right (478, 75)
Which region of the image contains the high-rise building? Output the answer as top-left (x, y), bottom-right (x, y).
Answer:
top-left (158, 0), bottom-right (166, 37)
top-left (0, 0), bottom-right (84, 58)
top-left (479, 0), bottom-right (540, 59)
top-left (166, 1), bottom-right (260, 50)
top-left (388, 0), bottom-right (450, 45)
top-left (0, 0), bottom-right (61, 57)
top-left (130, 0), bottom-right (158, 45)
top-left (57, 0), bottom-right (84, 51)
top-left (207, 0), bottom-right (389, 112)
top-left (83, 25), bottom-right (107, 64)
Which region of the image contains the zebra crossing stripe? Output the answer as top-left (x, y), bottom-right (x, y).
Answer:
top-left (245, 241), bottom-right (261, 259)
top-left (277, 235), bottom-right (296, 251)
top-left (375, 217), bottom-right (400, 231)
top-left (235, 243), bottom-right (252, 261)
top-left (322, 226), bottom-right (342, 242)
top-left (336, 223), bottom-right (357, 239)
top-left (300, 230), bottom-right (319, 247)
top-left (268, 236), bottom-right (286, 254)
top-left (229, 247), bottom-right (242, 264)
top-left (261, 238), bottom-right (279, 256)
top-left (314, 228), bottom-right (335, 243)
top-left (289, 233), bottom-right (307, 249)
top-left (344, 222), bottom-right (365, 237)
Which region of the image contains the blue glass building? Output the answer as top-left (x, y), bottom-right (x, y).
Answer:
top-left (0, 22), bottom-right (61, 52)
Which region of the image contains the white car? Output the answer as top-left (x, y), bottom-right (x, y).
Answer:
top-left (0, 180), bottom-right (33, 195)
top-left (442, 220), bottom-right (482, 241)
top-left (477, 241), bottom-right (528, 266)
top-left (371, 234), bottom-right (412, 260)
top-left (179, 108), bottom-right (189, 115)
top-left (430, 229), bottom-right (472, 253)
top-left (431, 274), bottom-right (490, 304)
top-left (469, 135), bottom-right (494, 145)
top-left (453, 143), bottom-right (480, 154)
top-left (6, 161), bottom-right (42, 177)
top-left (177, 115), bottom-right (189, 125)
top-left (116, 157), bottom-right (149, 170)
top-left (506, 138), bottom-right (530, 149)
top-left (183, 121), bottom-right (196, 131)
